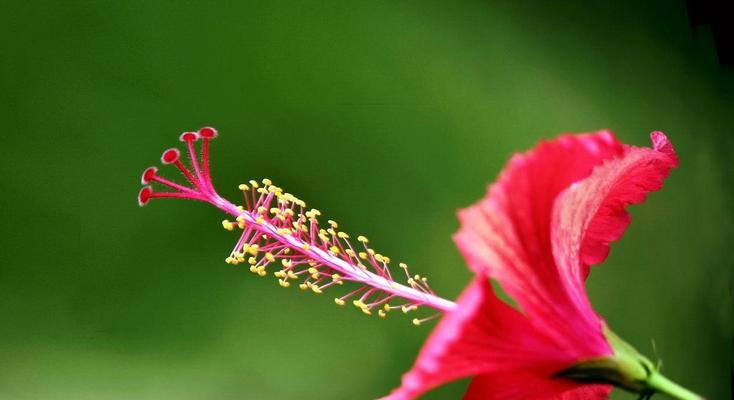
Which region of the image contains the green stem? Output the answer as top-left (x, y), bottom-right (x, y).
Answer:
top-left (647, 371), bottom-right (704, 400)
top-left (557, 327), bottom-right (705, 400)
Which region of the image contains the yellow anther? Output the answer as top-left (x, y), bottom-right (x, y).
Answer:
top-left (307, 267), bottom-right (318, 275)
top-left (367, 249), bottom-right (375, 256)
top-left (284, 209), bottom-right (295, 216)
top-left (265, 252), bottom-right (275, 262)
top-left (238, 184), bottom-right (249, 191)
top-left (311, 285), bottom-right (323, 294)
top-left (353, 300), bottom-right (366, 309)
top-left (408, 278), bottom-right (416, 285)
top-left (374, 254), bottom-right (384, 263)
top-left (412, 318), bottom-right (421, 326)
top-left (334, 298), bottom-right (345, 306)
top-left (248, 180), bottom-right (259, 188)
top-left (383, 256), bottom-right (391, 263)
top-left (331, 273), bottom-right (341, 282)
top-left (236, 206), bottom-right (245, 212)
top-left (278, 279), bottom-right (290, 288)
top-left (270, 207), bottom-right (281, 215)
top-left (311, 273), bottom-right (319, 279)
top-left (318, 234), bottom-right (330, 243)
top-left (301, 243), bottom-right (311, 251)
top-left (357, 235), bottom-right (369, 243)
top-left (247, 245), bottom-right (259, 255)
top-left (258, 269), bottom-right (267, 277)
top-left (225, 257), bottom-right (234, 264)
top-left (378, 310), bottom-right (387, 318)
top-left (311, 209), bottom-right (321, 216)
top-left (274, 271), bottom-right (285, 278)
top-left (287, 271), bottom-right (298, 279)
top-left (383, 304), bottom-right (391, 311)
top-left (281, 259), bottom-right (292, 268)
top-left (299, 283), bottom-right (308, 290)
top-left (362, 308), bottom-right (372, 315)
top-left (337, 232), bottom-right (349, 239)
top-left (277, 228), bottom-right (292, 235)
top-left (399, 263), bottom-right (408, 269)
top-left (414, 274), bottom-right (421, 280)
top-left (262, 178), bottom-right (272, 186)
top-left (358, 252), bottom-right (368, 260)
top-left (329, 246), bottom-right (340, 254)
top-left (257, 187), bottom-right (268, 194)
top-left (327, 220), bottom-right (338, 228)
top-left (327, 228), bottom-right (336, 236)
top-left (357, 263), bottom-right (367, 270)
top-left (345, 249), bottom-right (355, 257)
top-left (248, 257), bottom-right (257, 265)
top-left (249, 265), bottom-right (257, 273)
top-left (284, 248), bottom-right (291, 254)
top-left (255, 216), bottom-right (265, 224)
top-left (222, 220), bottom-right (234, 231)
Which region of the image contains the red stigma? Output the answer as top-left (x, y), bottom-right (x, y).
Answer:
top-left (137, 127), bottom-right (230, 212)
top-left (198, 127), bottom-right (218, 139)
top-left (138, 186), bottom-right (153, 206)
top-left (141, 166), bottom-right (157, 184)
top-left (161, 148), bottom-right (180, 164)
top-left (179, 131), bottom-right (199, 142)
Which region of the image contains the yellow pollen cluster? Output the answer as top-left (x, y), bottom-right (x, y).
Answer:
top-left (222, 178), bottom-right (439, 325)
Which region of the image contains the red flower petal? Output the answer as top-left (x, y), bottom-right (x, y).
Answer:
top-left (453, 131), bottom-right (623, 359)
top-left (383, 278), bottom-right (577, 400)
top-left (554, 385), bottom-right (612, 400)
top-left (389, 131), bottom-right (677, 399)
top-left (552, 132), bottom-right (678, 287)
top-left (464, 370), bottom-right (611, 400)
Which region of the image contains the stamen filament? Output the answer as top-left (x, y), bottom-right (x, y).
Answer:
top-left (228, 208), bottom-right (456, 312)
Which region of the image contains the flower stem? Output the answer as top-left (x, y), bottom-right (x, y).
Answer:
top-left (647, 371), bottom-right (704, 400)
top-left (561, 328), bottom-right (705, 400)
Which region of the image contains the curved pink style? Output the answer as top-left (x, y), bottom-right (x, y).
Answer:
top-left (384, 131), bottom-right (678, 399)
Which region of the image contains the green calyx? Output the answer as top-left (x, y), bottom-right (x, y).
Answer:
top-left (556, 327), bottom-right (704, 400)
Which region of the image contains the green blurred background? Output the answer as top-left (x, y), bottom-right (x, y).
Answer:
top-left (1, 1), bottom-right (731, 399)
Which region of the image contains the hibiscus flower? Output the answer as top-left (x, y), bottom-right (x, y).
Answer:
top-left (384, 130), bottom-right (702, 400)
top-left (137, 128), bottom-right (702, 400)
